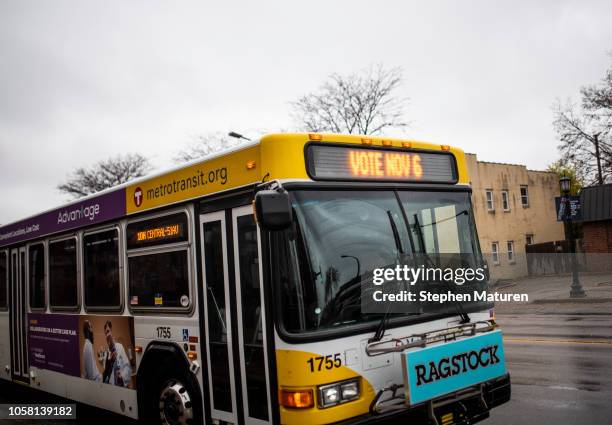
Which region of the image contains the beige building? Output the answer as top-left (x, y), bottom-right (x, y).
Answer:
top-left (466, 154), bottom-right (565, 281)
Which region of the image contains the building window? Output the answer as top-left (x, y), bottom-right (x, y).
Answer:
top-left (520, 185), bottom-right (529, 207)
top-left (507, 241), bottom-right (515, 263)
top-left (501, 190), bottom-right (510, 211)
top-left (526, 234), bottom-right (534, 245)
top-left (491, 242), bottom-right (499, 265)
top-left (486, 190), bottom-right (494, 211)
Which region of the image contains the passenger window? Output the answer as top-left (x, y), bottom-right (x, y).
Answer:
top-left (28, 243), bottom-right (46, 309)
top-left (0, 251), bottom-right (7, 309)
top-left (49, 238), bottom-right (78, 308)
top-left (128, 250), bottom-right (189, 308)
top-left (84, 229), bottom-right (120, 309)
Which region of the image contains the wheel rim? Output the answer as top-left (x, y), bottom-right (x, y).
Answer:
top-left (159, 380), bottom-right (194, 425)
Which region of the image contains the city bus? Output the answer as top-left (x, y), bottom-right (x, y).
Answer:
top-left (0, 133), bottom-right (510, 424)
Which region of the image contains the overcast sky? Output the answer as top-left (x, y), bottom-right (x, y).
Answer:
top-left (1, 0), bottom-right (611, 224)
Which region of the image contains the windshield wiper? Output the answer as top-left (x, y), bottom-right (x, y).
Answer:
top-left (369, 306), bottom-right (392, 343)
top-left (369, 211), bottom-right (406, 343)
top-left (387, 210), bottom-right (404, 254)
top-left (412, 213), bottom-right (470, 324)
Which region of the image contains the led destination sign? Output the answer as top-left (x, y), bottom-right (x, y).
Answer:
top-left (306, 144), bottom-right (457, 183)
top-left (127, 212), bottom-right (188, 249)
top-left (136, 224), bottom-right (181, 242)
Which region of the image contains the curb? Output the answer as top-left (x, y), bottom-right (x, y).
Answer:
top-left (497, 312), bottom-right (612, 316)
top-left (532, 297), bottom-right (612, 304)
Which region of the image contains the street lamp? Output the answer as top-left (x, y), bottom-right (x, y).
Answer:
top-left (559, 176), bottom-right (571, 194)
top-left (559, 176), bottom-right (586, 298)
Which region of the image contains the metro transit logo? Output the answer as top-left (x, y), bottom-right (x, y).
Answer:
top-left (133, 187), bottom-right (143, 207)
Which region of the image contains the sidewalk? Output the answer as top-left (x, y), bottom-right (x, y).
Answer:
top-left (492, 272), bottom-right (612, 315)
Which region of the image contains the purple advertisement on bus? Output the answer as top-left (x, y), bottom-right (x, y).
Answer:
top-left (28, 313), bottom-right (80, 377)
top-left (0, 188), bottom-right (126, 248)
top-left (28, 313), bottom-right (136, 389)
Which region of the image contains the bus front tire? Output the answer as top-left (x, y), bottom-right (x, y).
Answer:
top-left (141, 361), bottom-right (202, 425)
top-left (158, 378), bottom-right (195, 425)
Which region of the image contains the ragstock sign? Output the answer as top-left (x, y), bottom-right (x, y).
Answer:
top-left (0, 189), bottom-right (126, 248)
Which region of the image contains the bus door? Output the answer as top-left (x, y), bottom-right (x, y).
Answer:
top-left (9, 247), bottom-right (29, 383)
top-left (200, 206), bottom-right (272, 425)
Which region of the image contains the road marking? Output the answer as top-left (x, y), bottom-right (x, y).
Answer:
top-left (505, 337), bottom-right (612, 345)
top-left (549, 385), bottom-right (579, 391)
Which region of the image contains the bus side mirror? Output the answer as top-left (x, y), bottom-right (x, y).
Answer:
top-left (255, 190), bottom-right (293, 231)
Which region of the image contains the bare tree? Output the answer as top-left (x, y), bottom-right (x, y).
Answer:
top-left (554, 59), bottom-right (612, 185)
top-left (581, 61), bottom-right (612, 130)
top-left (554, 100), bottom-right (612, 185)
top-left (173, 133), bottom-right (243, 163)
top-left (58, 153), bottom-right (152, 198)
top-left (291, 64), bottom-right (409, 135)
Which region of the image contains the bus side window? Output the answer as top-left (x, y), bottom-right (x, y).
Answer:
top-left (84, 229), bottom-right (121, 309)
top-left (128, 250), bottom-right (189, 308)
top-left (0, 251), bottom-right (7, 309)
top-left (28, 243), bottom-right (46, 309)
top-left (49, 237), bottom-right (78, 309)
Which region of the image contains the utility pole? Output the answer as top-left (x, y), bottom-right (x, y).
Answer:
top-left (594, 133), bottom-right (603, 185)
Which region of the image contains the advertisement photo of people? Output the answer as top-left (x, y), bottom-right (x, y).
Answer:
top-left (80, 316), bottom-right (136, 389)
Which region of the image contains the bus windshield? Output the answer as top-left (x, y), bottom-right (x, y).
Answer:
top-left (276, 189), bottom-right (487, 334)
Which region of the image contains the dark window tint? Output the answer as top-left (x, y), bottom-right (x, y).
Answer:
top-left (128, 250), bottom-right (189, 308)
top-left (237, 215), bottom-right (268, 420)
top-left (126, 213), bottom-right (188, 250)
top-left (49, 238), bottom-right (78, 308)
top-left (0, 252), bottom-right (6, 308)
top-left (203, 220), bottom-right (232, 413)
top-left (28, 244), bottom-right (45, 309)
top-left (84, 229), bottom-right (120, 308)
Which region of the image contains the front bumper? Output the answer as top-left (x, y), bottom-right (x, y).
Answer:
top-left (335, 373), bottom-right (511, 425)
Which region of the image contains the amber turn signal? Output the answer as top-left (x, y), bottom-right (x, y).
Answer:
top-left (279, 389), bottom-right (314, 409)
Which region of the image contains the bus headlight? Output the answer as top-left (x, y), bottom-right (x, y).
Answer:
top-left (321, 386), bottom-right (340, 407)
top-left (340, 380), bottom-right (359, 400)
top-left (318, 379), bottom-right (360, 408)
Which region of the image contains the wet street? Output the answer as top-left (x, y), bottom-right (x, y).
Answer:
top-left (1, 313), bottom-right (611, 424)
top-left (485, 313), bottom-right (612, 424)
